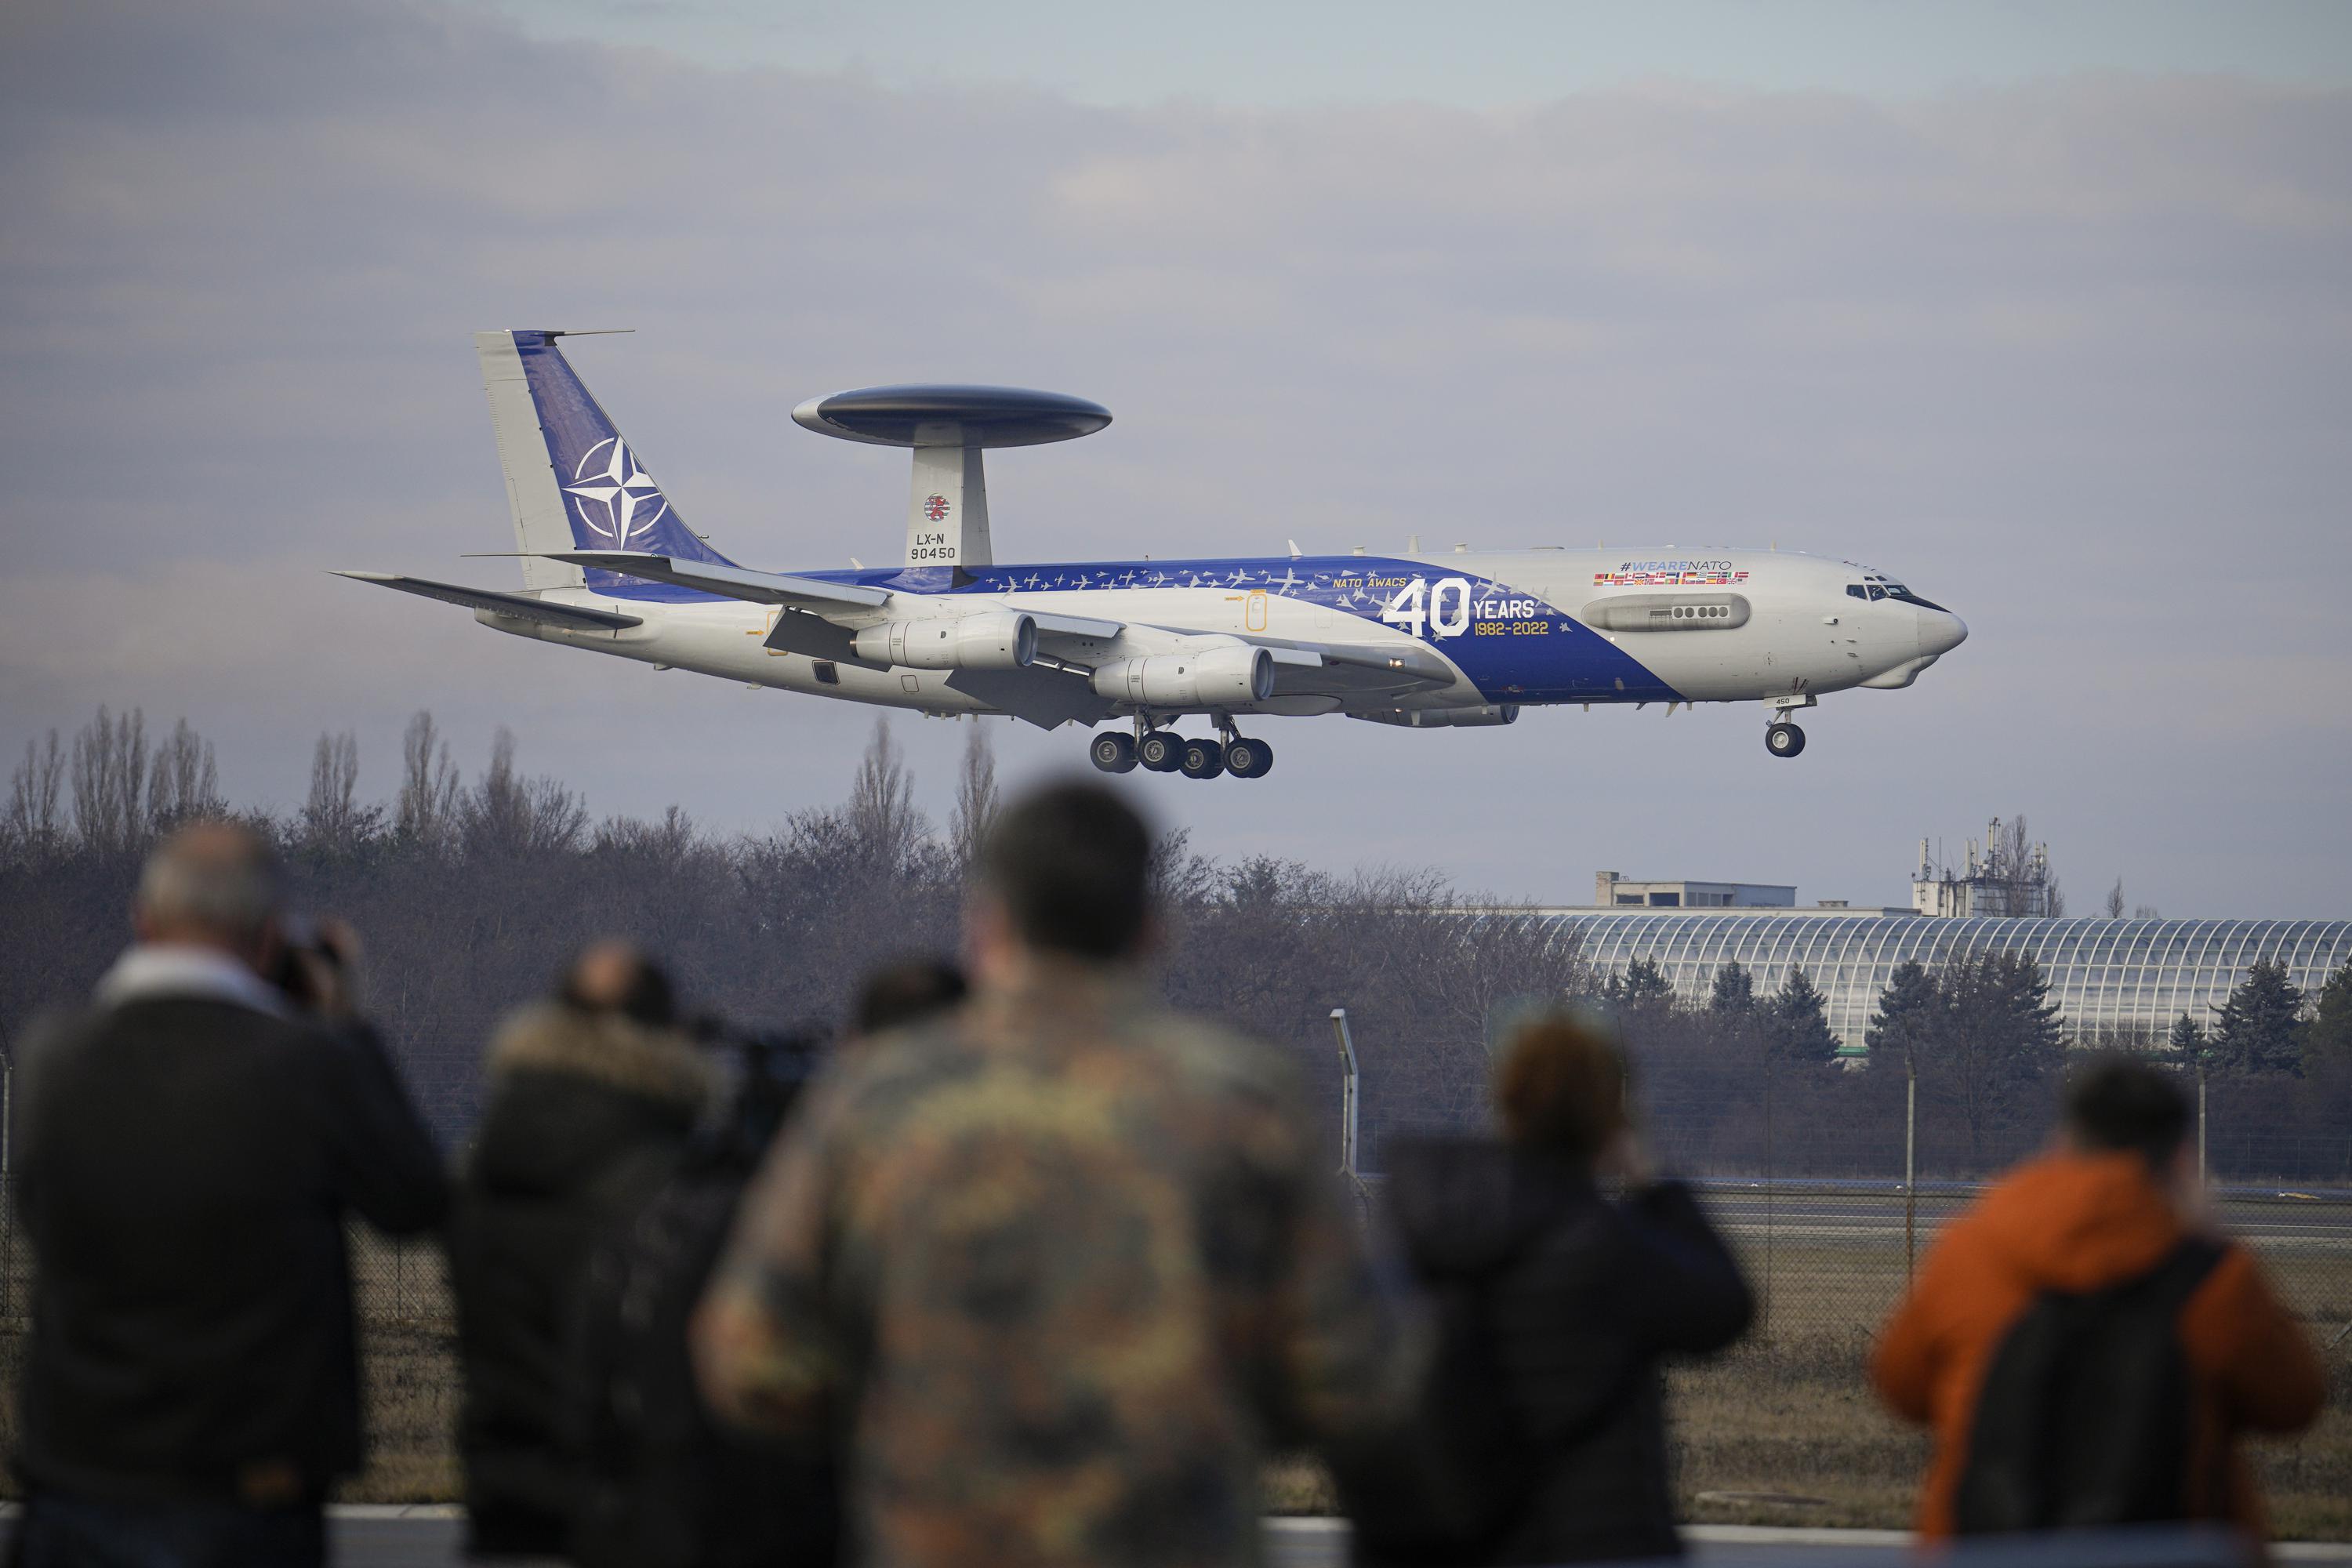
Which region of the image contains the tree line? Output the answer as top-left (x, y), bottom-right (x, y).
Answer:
top-left (0, 707), bottom-right (1584, 1154)
top-left (5, 706), bottom-right (2347, 1180)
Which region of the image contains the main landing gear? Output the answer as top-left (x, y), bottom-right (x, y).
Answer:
top-left (1091, 717), bottom-right (1272, 781)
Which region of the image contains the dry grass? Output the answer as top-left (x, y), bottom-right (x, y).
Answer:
top-left (4, 1232), bottom-right (2346, 1541)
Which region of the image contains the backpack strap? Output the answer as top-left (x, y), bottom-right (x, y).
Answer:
top-left (2142, 1235), bottom-right (2227, 1312)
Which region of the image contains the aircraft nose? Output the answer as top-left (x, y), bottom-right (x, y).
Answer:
top-left (1919, 609), bottom-right (1967, 657)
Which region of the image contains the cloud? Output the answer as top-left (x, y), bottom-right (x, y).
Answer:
top-left (2, 0), bottom-right (2349, 914)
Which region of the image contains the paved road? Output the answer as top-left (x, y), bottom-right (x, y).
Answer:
top-left (3, 1512), bottom-right (2345, 1566)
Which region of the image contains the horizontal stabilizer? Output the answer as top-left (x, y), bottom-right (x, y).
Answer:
top-left (332, 572), bottom-right (642, 630)
top-left (546, 553), bottom-right (888, 612)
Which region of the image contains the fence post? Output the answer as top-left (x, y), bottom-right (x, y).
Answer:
top-left (1904, 1054), bottom-right (1918, 1286)
top-left (1762, 1057), bottom-right (1773, 1331)
top-left (2197, 1062), bottom-right (2208, 1187)
top-left (1328, 1009), bottom-right (1371, 1226)
top-left (1328, 1009), bottom-right (1360, 1181)
top-left (2, 1051), bottom-right (12, 1320)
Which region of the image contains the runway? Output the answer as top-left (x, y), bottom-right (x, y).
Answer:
top-left (3, 1512), bottom-right (2345, 1567)
top-left (1684, 1182), bottom-right (2352, 1252)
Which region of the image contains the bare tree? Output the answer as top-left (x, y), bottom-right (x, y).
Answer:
top-left (5, 730), bottom-right (67, 857)
top-left (948, 722), bottom-right (1001, 866)
top-left (459, 728), bottom-right (586, 858)
top-left (299, 730), bottom-right (379, 853)
top-left (396, 710), bottom-right (460, 847)
top-left (2106, 877), bottom-right (2125, 920)
top-left (847, 717), bottom-right (922, 872)
top-left (1993, 813), bottom-right (2063, 916)
top-left (70, 706), bottom-right (148, 855)
top-left (146, 717), bottom-right (223, 831)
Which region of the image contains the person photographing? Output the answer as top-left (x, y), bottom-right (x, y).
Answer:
top-left (10, 822), bottom-right (448, 1567)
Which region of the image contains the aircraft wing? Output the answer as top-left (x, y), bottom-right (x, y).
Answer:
top-left (332, 572), bottom-right (644, 630)
top-left (1264, 640), bottom-right (1456, 695)
top-left (546, 552), bottom-right (891, 612)
top-left (1027, 611), bottom-right (1124, 665)
top-left (1090, 626), bottom-right (1454, 699)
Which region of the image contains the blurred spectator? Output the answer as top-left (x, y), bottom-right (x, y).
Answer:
top-left (568, 1016), bottom-right (837, 1568)
top-left (9, 822), bottom-right (446, 1568)
top-left (692, 781), bottom-right (1412, 1568)
top-left (1348, 1011), bottom-right (1751, 1565)
top-left (1872, 1055), bottom-right (2324, 1540)
top-left (850, 956), bottom-right (968, 1041)
top-left (449, 941), bottom-right (717, 1561)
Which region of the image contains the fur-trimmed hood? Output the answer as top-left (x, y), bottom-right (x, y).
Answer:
top-left (486, 1001), bottom-right (717, 1115)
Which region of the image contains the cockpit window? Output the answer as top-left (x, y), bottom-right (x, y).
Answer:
top-left (1866, 584), bottom-right (1886, 601)
top-left (1846, 584), bottom-right (1868, 600)
top-left (1881, 583), bottom-right (1947, 612)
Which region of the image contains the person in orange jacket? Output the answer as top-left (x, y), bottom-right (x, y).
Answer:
top-left (1871, 1056), bottom-right (2324, 1542)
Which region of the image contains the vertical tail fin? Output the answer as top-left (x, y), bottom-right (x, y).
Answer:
top-left (473, 330), bottom-right (738, 592)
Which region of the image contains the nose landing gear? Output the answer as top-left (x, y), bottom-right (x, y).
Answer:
top-left (1764, 693), bottom-right (1816, 759)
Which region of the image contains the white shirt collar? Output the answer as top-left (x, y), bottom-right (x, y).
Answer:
top-left (94, 943), bottom-right (292, 1020)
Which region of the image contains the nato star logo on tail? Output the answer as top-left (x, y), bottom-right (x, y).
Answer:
top-left (564, 436), bottom-right (668, 549)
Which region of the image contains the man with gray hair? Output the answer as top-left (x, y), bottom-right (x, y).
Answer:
top-left (11, 821), bottom-right (448, 1566)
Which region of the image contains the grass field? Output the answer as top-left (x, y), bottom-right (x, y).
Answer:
top-left (3, 1229), bottom-right (2346, 1539)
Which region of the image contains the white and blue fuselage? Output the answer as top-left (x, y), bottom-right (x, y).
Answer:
top-left (343, 332), bottom-right (1966, 778)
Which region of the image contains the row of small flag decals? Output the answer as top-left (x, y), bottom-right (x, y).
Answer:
top-left (1592, 570), bottom-right (1751, 587)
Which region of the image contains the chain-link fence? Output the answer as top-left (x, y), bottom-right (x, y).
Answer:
top-left (1331, 1030), bottom-right (2352, 1534)
top-left (0, 1036), bottom-right (2344, 1528)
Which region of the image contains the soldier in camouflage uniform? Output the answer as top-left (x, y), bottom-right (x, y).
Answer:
top-left (694, 782), bottom-right (1412, 1568)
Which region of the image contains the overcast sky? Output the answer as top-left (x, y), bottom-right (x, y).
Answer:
top-left (3, 0), bottom-right (2348, 916)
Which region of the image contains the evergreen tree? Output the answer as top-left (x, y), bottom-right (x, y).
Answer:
top-left (1617, 957), bottom-right (1674, 1006)
top-left (2209, 959), bottom-right (2307, 1076)
top-left (1708, 960), bottom-right (1756, 1015)
top-left (2307, 959), bottom-right (2352, 1076)
top-left (1766, 966), bottom-right (1841, 1065)
top-left (1932, 949), bottom-right (2065, 1166)
top-left (2167, 1011), bottom-right (2208, 1058)
top-left (1865, 960), bottom-right (1941, 1066)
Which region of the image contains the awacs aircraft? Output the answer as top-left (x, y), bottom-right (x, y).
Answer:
top-left (342, 331), bottom-right (1967, 780)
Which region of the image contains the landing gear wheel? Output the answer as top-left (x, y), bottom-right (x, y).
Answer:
top-left (1766, 721), bottom-right (1806, 758)
top-left (1179, 738), bottom-right (1225, 779)
top-left (1225, 738), bottom-right (1274, 779)
top-left (1089, 732), bottom-right (1138, 774)
top-left (1136, 729), bottom-right (1184, 772)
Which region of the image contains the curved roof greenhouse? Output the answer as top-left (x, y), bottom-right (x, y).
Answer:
top-left (1530, 913), bottom-right (2352, 1054)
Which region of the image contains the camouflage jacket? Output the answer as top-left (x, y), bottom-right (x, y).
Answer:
top-left (695, 965), bottom-right (1410, 1568)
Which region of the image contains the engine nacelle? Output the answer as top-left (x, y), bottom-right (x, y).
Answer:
top-left (851, 612), bottom-right (1036, 671)
top-left (1091, 644), bottom-right (1274, 708)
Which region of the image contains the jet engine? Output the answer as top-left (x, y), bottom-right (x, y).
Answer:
top-left (851, 612), bottom-right (1037, 671)
top-left (1090, 644), bottom-right (1274, 707)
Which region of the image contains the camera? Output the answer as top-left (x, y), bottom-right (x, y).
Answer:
top-left (684, 1018), bottom-right (830, 1172)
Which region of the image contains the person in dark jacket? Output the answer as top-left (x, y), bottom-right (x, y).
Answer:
top-left (449, 941), bottom-right (717, 1560)
top-left (1373, 1009), bottom-right (1753, 1566)
top-left (10, 822), bottom-right (448, 1568)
